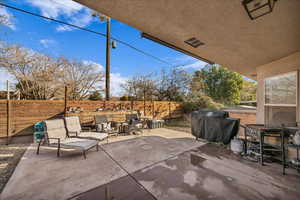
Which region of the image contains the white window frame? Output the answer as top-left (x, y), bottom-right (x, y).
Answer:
top-left (264, 70), bottom-right (299, 124)
top-left (264, 71), bottom-right (298, 107)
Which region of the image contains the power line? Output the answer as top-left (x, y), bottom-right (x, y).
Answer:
top-left (0, 2), bottom-right (172, 65)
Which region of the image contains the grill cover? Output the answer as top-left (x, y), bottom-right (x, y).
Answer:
top-left (191, 110), bottom-right (240, 144)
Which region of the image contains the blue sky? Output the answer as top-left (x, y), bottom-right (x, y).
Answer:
top-left (0, 0), bottom-right (208, 95)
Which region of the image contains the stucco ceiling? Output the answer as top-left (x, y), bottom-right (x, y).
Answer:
top-left (74, 0), bottom-right (300, 78)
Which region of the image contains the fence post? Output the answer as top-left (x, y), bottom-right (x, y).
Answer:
top-left (168, 101), bottom-right (171, 119)
top-left (131, 100), bottom-right (133, 113)
top-left (143, 90), bottom-right (146, 116)
top-left (6, 80), bottom-right (10, 145)
top-left (152, 101), bottom-right (155, 119)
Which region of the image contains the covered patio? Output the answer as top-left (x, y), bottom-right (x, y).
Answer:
top-left (0, 1), bottom-right (300, 199)
top-left (1, 128), bottom-right (300, 200)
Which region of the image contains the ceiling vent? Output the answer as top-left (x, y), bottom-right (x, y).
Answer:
top-left (184, 37), bottom-right (205, 48)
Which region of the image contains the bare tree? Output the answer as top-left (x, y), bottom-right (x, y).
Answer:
top-left (0, 43), bottom-right (103, 100)
top-left (63, 59), bottom-right (103, 100)
top-left (153, 67), bottom-right (191, 101)
top-left (121, 73), bottom-right (155, 100)
top-left (121, 67), bottom-right (191, 101)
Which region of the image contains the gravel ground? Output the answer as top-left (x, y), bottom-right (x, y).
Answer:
top-left (0, 144), bottom-right (29, 193)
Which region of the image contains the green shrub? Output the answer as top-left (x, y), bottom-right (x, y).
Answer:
top-left (182, 96), bottom-right (224, 113)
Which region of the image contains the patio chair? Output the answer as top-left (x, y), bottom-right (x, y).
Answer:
top-left (123, 114), bottom-right (143, 135)
top-left (94, 115), bottom-right (120, 136)
top-left (37, 119), bottom-right (98, 159)
top-left (94, 115), bottom-right (112, 132)
top-left (64, 116), bottom-right (109, 142)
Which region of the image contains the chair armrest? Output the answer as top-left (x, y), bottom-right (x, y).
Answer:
top-left (47, 137), bottom-right (60, 144)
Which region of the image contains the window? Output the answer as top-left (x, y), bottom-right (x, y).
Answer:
top-left (265, 72), bottom-right (297, 106)
top-left (264, 71), bottom-right (298, 126)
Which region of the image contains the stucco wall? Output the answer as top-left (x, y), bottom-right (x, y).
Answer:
top-left (256, 51), bottom-right (300, 124)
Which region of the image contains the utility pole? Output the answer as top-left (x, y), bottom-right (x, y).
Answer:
top-left (105, 17), bottom-right (111, 101)
top-left (92, 12), bottom-right (116, 101)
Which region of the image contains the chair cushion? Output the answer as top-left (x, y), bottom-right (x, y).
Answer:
top-left (44, 119), bottom-right (67, 142)
top-left (58, 138), bottom-right (98, 150)
top-left (78, 132), bottom-right (108, 141)
top-left (65, 116), bottom-right (82, 133)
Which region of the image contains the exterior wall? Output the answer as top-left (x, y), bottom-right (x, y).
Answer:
top-left (256, 52), bottom-right (300, 124)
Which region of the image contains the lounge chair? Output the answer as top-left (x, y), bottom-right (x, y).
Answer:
top-left (37, 119), bottom-right (98, 159)
top-left (64, 116), bottom-right (108, 142)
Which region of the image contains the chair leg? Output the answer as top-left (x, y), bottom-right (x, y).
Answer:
top-left (83, 150), bottom-right (86, 159)
top-left (57, 144), bottom-right (60, 157)
top-left (281, 132), bottom-right (286, 175)
top-left (96, 144), bottom-right (99, 152)
top-left (36, 140), bottom-right (42, 155)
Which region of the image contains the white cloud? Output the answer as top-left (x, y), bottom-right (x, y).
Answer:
top-left (174, 55), bottom-right (197, 63)
top-left (56, 25), bottom-right (73, 32)
top-left (179, 60), bottom-right (208, 70)
top-left (83, 61), bottom-right (127, 96)
top-left (83, 60), bottom-right (104, 72)
top-left (110, 73), bottom-right (127, 96)
top-left (26, 0), bottom-right (94, 32)
top-left (0, 6), bottom-right (16, 30)
top-left (56, 8), bottom-right (94, 32)
top-left (39, 39), bottom-right (56, 48)
top-left (26, 0), bottom-right (83, 18)
top-left (0, 69), bottom-right (15, 90)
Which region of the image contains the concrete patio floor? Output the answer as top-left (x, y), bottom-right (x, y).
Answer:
top-left (1, 128), bottom-right (300, 200)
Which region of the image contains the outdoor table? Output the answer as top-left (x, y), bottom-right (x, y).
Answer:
top-left (244, 124), bottom-right (287, 174)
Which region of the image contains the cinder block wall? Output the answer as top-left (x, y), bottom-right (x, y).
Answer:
top-left (228, 111), bottom-right (257, 125)
top-left (227, 110), bottom-right (257, 138)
